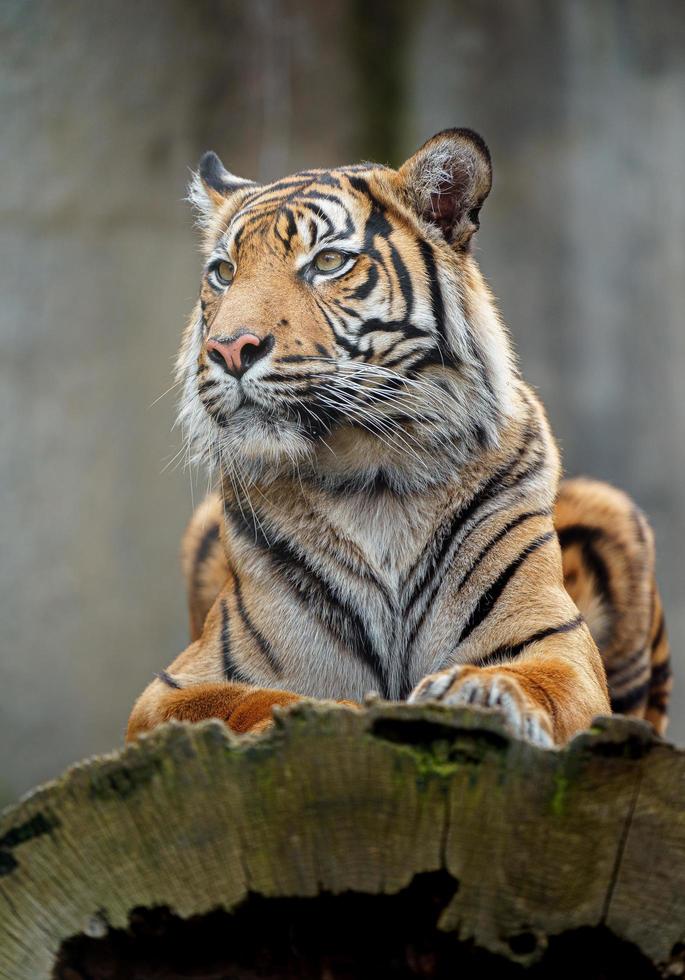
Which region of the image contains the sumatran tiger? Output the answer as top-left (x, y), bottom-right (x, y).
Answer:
top-left (127, 129), bottom-right (671, 746)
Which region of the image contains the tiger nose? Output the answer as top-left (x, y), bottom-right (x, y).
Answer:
top-left (206, 333), bottom-right (273, 378)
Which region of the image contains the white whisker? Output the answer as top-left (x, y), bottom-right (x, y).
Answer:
top-left (149, 378), bottom-right (183, 409)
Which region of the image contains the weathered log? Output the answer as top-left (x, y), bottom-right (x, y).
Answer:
top-left (0, 702), bottom-right (683, 978)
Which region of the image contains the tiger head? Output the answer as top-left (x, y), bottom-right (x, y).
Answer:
top-left (177, 129), bottom-right (515, 492)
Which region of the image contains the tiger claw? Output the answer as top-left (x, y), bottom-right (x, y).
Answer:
top-left (409, 665), bottom-right (554, 748)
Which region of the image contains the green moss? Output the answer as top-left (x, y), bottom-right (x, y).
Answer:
top-left (371, 731), bottom-right (505, 794)
top-left (550, 770), bottom-right (570, 817)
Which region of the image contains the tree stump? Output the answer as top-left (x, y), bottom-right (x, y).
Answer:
top-left (0, 702), bottom-right (684, 979)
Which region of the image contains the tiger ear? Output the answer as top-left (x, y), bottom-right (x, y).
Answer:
top-left (187, 151), bottom-right (258, 227)
top-left (397, 129), bottom-right (492, 248)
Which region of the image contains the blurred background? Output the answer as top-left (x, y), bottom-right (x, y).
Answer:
top-left (1, 0), bottom-right (684, 803)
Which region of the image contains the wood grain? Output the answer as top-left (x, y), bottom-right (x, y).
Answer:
top-left (0, 703), bottom-right (683, 977)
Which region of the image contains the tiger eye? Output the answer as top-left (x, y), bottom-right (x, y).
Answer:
top-left (215, 260), bottom-right (234, 285)
top-left (314, 250), bottom-right (345, 273)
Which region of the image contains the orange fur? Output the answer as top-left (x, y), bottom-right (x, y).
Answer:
top-left (127, 132), bottom-right (669, 745)
top-left (556, 478), bottom-right (670, 734)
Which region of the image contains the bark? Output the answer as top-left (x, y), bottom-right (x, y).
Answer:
top-left (0, 703), bottom-right (683, 979)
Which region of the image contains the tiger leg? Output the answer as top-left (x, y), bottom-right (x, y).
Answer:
top-left (126, 586), bottom-right (305, 741)
top-left (126, 674), bottom-right (303, 741)
top-left (181, 492), bottom-right (229, 641)
top-left (410, 518), bottom-right (610, 746)
top-left (555, 477), bottom-right (671, 735)
top-left (410, 623), bottom-right (609, 747)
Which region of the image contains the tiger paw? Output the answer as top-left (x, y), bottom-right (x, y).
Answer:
top-left (145, 682), bottom-right (304, 737)
top-left (408, 665), bottom-right (554, 748)
top-left (224, 689), bottom-right (303, 734)
top-left (229, 694), bottom-right (359, 732)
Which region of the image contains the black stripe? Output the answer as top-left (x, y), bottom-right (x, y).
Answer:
top-left (229, 508), bottom-right (390, 694)
top-left (232, 223), bottom-right (245, 255)
top-left (220, 599), bottom-right (250, 683)
top-left (233, 574), bottom-right (282, 678)
top-left (233, 178), bottom-right (317, 212)
top-left (276, 207), bottom-right (298, 251)
top-left (269, 540), bottom-right (389, 695)
top-left (557, 525), bottom-right (613, 607)
top-left (349, 263), bottom-right (378, 300)
top-left (231, 207), bottom-right (276, 239)
top-left (456, 531), bottom-right (556, 647)
top-left (259, 190), bottom-right (354, 240)
top-left (277, 354), bottom-right (314, 365)
top-left (237, 175), bottom-right (313, 200)
top-left (403, 420), bottom-right (541, 614)
top-left (264, 514), bottom-right (395, 607)
top-left (315, 468), bottom-right (403, 498)
top-left (192, 522), bottom-right (220, 595)
top-left (405, 468), bottom-right (552, 673)
top-left (647, 693), bottom-right (668, 712)
top-left (465, 332), bottom-right (499, 415)
top-left (388, 241), bottom-right (414, 319)
top-left (297, 201), bottom-right (335, 239)
top-left (312, 296), bottom-right (360, 355)
top-left (156, 670), bottom-right (181, 690)
top-left (405, 346), bottom-right (459, 376)
top-left (381, 343), bottom-right (435, 371)
top-left (399, 503), bottom-right (551, 696)
top-left (270, 171), bottom-right (343, 190)
top-left (357, 317), bottom-right (430, 339)
top-left (477, 615), bottom-right (584, 667)
top-left (417, 240), bottom-right (449, 355)
top-left (605, 646), bottom-right (647, 680)
top-left (611, 681), bottom-right (650, 714)
top-left (292, 188), bottom-right (351, 207)
top-left (262, 371), bottom-right (319, 384)
top-left (347, 174), bottom-right (374, 199)
top-left (332, 301), bottom-right (360, 318)
top-left (310, 171), bottom-right (345, 187)
top-left (284, 207), bottom-right (298, 244)
top-left (228, 505), bottom-right (270, 550)
top-left (348, 175), bottom-right (396, 261)
top-left (457, 509), bottom-right (551, 592)
top-left (652, 613), bottom-right (666, 651)
top-left (399, 491), bottom-right (547, 698)
top-left (608, 654), bottom-right (651, 694)
top-left (650, 660), bottom-right (672, 688)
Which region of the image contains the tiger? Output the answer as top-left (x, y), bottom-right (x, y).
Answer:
top-left (127, 128), bottom-right (671, 746)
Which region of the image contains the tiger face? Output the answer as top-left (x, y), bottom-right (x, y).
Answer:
top-left (177, 129), bottom-right (514, 491)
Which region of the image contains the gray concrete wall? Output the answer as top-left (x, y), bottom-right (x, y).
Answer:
top-left (1, 0), bottom-right (684, 802)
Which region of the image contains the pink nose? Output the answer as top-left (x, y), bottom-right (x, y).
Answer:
top-left (206, 333), bottom-right (267, 378)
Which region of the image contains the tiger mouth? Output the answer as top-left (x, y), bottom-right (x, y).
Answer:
top-left (209, 395), bottom-right (332, 436)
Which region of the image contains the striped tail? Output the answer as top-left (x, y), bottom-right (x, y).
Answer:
top-left (555, 477), bottom-right (671, 736)
top-left (644, 588), bottom-right (671, 734)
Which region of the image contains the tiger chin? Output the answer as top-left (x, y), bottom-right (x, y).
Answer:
top-left (127, 129), bottom-right (670, 748)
